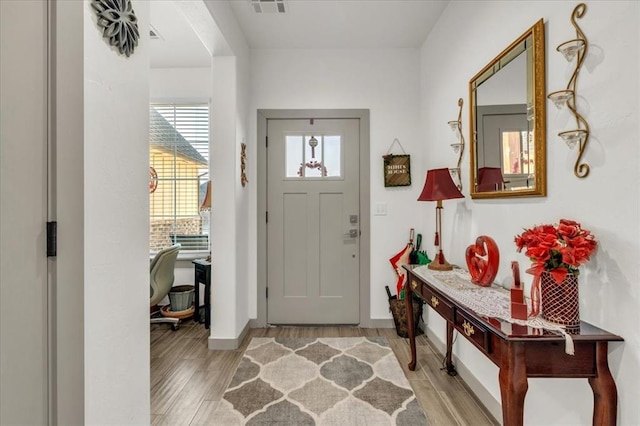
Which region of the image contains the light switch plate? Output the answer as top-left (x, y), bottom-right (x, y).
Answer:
top-left (374, 203), bottom-right (387, 216)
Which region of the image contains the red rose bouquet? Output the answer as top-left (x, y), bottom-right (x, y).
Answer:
top-left (515, 219), bottom-right (597, 284)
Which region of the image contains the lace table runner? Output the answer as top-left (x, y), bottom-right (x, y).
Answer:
top-left (412, 266), bottom-right (575, 354)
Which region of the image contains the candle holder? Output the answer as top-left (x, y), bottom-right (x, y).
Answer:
top-left (448, 98), bottom-right (465, 190)
top-left (547, 3), bottom-right (591, 178)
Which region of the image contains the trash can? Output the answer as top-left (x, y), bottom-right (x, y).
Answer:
top-left (389, 297), bottom-right (424, 338)
top-left (168, 285), bottom-right (195, 312)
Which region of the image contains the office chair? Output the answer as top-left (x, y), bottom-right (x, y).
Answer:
top-left (150, 244), bottom-right (181, 330)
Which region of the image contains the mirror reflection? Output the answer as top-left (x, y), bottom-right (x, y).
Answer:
top-left (469, 19), bottom-right (546, 198)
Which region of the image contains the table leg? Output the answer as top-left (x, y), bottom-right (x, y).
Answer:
top-left (498, 342), bottom-right (528, 426)
top-left (405, 279), bottom-right (417, 371)
top-left (193, 268), bottom-right (201, 323)
top-left (589, 342), bottom-right (617, 425)
top-left (445, 322), bottom-right (456, 375)
top-left (204, 269), bottom-right (210, 329)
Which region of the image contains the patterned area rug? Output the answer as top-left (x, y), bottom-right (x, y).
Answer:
top-left (213, 337), bottom-right (429, 425)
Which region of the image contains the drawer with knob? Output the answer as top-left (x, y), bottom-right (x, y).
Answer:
top-left (455, 310), bottom-right (491, 354)
top-left (412, 279), bottom-right (454, 322)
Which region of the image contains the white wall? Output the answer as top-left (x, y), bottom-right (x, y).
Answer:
top-left (420, 1), bottom-right (639, 424)
top-left (234, 48), bottom-right (251, 336)
top-left (202, 0), bottom-right (252, 344)
top-left (150, 67), bottom-right (212, 101)
top-left (82, 0), bottom-right (151, 423)
top-left (250, 48), bottom-right (423, 321)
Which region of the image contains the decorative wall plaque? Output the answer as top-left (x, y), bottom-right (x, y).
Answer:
top-left (383, 138), bottom-right (411, 187)
top-left (91, 0), bottom-right (140, 57)
top-left (383, 154), bottom-right (411, 187)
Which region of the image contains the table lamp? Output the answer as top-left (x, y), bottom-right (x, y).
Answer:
top-left (417, 168), bottom-right (464, 271)
top-left (200, 181), bottom-right (211, 211)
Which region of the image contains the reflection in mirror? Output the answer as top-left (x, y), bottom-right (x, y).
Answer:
top-left (469, 19), bottom-right (546, 198)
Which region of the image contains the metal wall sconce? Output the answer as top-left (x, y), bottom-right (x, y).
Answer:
top-left (448, 98), bottom-right (465, 190)
top-left (548, 3), bottom-right (590, 178)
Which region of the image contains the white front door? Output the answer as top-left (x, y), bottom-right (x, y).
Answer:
top-left (267, 119), bottom-right (360, 324)
top-left (0, 1), bottom-right (50, 423)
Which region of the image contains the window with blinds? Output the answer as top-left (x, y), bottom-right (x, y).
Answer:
top-left (149, 103), bottom-right (210, 253)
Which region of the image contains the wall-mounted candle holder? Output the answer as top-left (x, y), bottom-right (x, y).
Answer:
top-left (448, 98), bottom-right (464, 190)
top-left (547, 3), bottom-right (591, 178)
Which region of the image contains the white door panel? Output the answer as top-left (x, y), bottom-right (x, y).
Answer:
top-left (267, 119), bottom-right (359, 324)
top-left (1, 0), bottom-right (50, 423)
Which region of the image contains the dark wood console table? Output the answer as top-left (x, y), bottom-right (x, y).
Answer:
top-left (403, 265), bottom-right (623, 426)
top-left (193, 259), bottom-right (211, 329)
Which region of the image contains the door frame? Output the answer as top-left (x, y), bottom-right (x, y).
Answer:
top-left (256, 109), bottom-right (370, 327)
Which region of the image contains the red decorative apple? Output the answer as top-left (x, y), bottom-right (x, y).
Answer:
top-left (465, 235), bottom-right (500, 287)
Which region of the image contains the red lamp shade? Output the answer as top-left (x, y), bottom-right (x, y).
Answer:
top-left (417, 168), bottom-right (464, 202)
top-left (477, 167), bottom-right (505, 192)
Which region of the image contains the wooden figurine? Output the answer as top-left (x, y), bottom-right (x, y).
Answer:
top-left (465, 235), bottom-right (500, 286)
top-left (510, 261), bottom-right (528, 320)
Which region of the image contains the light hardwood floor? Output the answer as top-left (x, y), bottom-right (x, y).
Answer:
top-left (151, 321), bottom-right (499, 425)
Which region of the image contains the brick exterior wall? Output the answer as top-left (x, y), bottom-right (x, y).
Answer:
top-left (150, 217), bottom-right (202, 252)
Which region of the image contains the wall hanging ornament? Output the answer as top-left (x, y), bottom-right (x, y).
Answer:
top-left (547, 3), bottom-right (591, 178)
top-left (383, 138), bottom-right (411, 187)
top-left (298, 135), bottom-right (328, 177)
top-left (240, 143), bottom-right (248, 187)
top-left (149, 166), bottom-right (158, 193)
top-left (91, 0), bottom-right (140, 57)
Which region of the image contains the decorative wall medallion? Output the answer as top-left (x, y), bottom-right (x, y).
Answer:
top-left (91, 0), bottom-right (140, 57)
top-left (240, 143), bottom-right (248, 187)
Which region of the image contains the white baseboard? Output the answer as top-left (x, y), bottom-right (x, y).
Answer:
top-left (425, 327), bottom-right (502, 423)
top-left (368, 318), bottom-right (395, 328)
top-left (208, 320), bottom-right (251, 350)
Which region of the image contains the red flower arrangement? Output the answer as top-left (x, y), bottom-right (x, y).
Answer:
top-left (514, 219), bottom-right (597, 284)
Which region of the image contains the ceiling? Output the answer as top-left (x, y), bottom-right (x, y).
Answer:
top-left (149, 1), bottom-right (212, 68)
top-left (228, 0), bottom-right (449, 50)
top-left (149, 0), bottom-right (449, 69)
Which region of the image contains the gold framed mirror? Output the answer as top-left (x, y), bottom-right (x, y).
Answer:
top-left (469, 19), bottom-right (546, 199)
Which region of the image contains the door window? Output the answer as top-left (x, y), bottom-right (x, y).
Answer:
top-left (285, 135), bottom-right (342, 178)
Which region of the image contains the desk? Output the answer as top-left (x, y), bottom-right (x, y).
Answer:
top-left (192, 259), bottom-right (211, 329)
top-left (404, 265), bottom-right (623, 426)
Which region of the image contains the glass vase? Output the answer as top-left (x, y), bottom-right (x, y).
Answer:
top-left (540, 271), bottom-right (580, 327)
